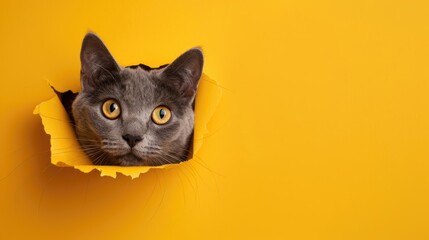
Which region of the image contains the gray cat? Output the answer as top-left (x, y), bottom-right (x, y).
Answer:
top-left (71, 33), bottom-right (203, 166)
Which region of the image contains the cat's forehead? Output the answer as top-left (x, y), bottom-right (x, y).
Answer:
top-left (117, 67), bottom-right (179, 109)
top-left (120, 67), bottom-right (159, 89)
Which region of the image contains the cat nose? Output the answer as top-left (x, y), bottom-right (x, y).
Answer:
top-left (122, 134), bottom-right (142, 148)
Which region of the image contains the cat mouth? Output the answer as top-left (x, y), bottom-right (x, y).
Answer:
top-left (116, 152), bottom-right (147, 166)
top-left (100, 146), bottom-right (160, 166)
top-left (101, 146), bottom-right (184, 166)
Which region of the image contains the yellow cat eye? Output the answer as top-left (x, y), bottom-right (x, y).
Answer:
top-left (102, 99), bottom-right (121, 119)
top-left (152, 106), bottom-right (171, 125)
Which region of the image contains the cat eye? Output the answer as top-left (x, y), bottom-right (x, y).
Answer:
top-left (102, 99), bottom-right (121, 119)
top-left (152, 106), bottom-right (171, 125)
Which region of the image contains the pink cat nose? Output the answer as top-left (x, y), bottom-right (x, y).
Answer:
top-left (122, 134), bottom-right (142, 148)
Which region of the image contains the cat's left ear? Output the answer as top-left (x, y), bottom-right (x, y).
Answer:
top-left (162, 48), bottom-right (204, 101)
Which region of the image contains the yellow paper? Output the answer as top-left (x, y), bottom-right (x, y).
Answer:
top-left (2, 0), bottom-right (429, 239)
top-left (33, 74), bottom-right (222, 179)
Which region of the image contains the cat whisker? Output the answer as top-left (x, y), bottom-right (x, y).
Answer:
top-left (90, 150), bottom-right (107, 165)
top-left (51, 145), bottom-right (100, 150)
top-left (51, 148), bottom-right (100, 157)
top-left (163, 145), bottom-right (221, 176)
top-left (143, 146), bottom-right (162, 151)
top-left (38, 113), bottom-right (86, 131)
top-left (51, 137), bottom-right (100, 143)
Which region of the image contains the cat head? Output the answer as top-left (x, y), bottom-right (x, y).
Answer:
top-left (72, 33), bottom-right (203, 166)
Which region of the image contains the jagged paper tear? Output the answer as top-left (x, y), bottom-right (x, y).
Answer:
top-left (33, 74), bottom-right (222, 179)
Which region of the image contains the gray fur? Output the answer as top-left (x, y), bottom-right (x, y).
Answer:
top-left (72, 33), bottom-right (203, 166)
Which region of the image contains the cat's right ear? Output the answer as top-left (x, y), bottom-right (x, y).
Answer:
top-left (80, 33), bottom-right (120, 91)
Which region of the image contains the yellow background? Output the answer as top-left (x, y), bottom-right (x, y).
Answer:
top-left (1, 0), bottom-right (428, 239)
